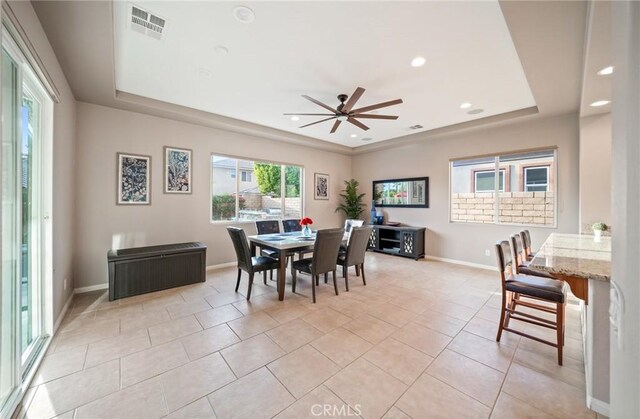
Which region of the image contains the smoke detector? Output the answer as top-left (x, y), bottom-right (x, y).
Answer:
top-left (130, 4), bottom-right (166, 40)
top-left (408, 124), bottom-right (424, 130)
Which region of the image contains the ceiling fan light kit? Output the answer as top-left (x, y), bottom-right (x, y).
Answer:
top-left (285, 87), bottom-right (403, 134)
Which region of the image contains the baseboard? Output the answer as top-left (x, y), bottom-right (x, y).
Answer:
top-left (586, 395), bottom-right (610, 417)
top-left (53, 292), bottom-right (74, 333)
top-left (206, 261), bottom-right (236, 271)
top-left (425, 255), bottom-right (497, 271)
top-left (74, 283), bottom-right (108, 294)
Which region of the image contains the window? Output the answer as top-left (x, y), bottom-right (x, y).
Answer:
top-left (524, 166), bottom-right (549, 192)
top-left (450, 149), bottom-right (556, 226)
top-left (474, 169), bottom-right (505, 192)
top-left (211, 155), bottom-right (303, 222)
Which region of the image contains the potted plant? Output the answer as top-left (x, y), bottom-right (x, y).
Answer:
top-left (335, 179), bottom-right (366, 220)
top-left (591, 222), bottom-right (608, 241)
top-left (300, 217), bottom-right (313, 237)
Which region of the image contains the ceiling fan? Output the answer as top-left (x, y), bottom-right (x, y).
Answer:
top-left (284, 87), bottom-right (403, 134)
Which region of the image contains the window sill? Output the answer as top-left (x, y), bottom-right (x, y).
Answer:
top-left (449, 220), bottom-right (558, 229)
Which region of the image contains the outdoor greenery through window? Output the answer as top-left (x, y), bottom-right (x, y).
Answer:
top-left (211, 155), bottom-right (303, 222)
top-left (450, 149), bottom-right (556, 226)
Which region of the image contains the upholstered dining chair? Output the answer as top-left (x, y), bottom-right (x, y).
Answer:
top-left (227, 227), bottom-right (279, 300)
top-left (291, 228), bottom-right (344, 303)
top-left (520, 230), bottom-right (536, 261)
top-left (255, 220), bottom-right (281, 281)
top-left (337, 226), bottom-right (372, 291)
top-left (495, 240), bottom-right (568, 365)
top-left (510, 234), bottom-right (556, 279)
top-left (282, 219), bottom-right (302, 232)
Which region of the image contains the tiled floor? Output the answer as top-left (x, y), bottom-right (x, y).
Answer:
top-left (23, 253), bottom-right (598, 419)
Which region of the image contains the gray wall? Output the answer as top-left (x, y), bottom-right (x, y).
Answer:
top-left (352, 113), bottom-right (580, 267)
top-left (74, 102), bottom-right (351, 288)
top-left (8, 1), bottom-right (77, 324)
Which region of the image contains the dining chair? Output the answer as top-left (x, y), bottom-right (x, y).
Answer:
top-left (227, 227), bottom-right (279, 300)
top-left (282, 219), bottom-right (302, 232)
top-left (255, 220), bottom-right (281, 280)
top-left (337, 226), bottom-right (372, 291)
top-left (495, 240), bottom-right (568, 365)
top-left (520, 230), bottom-right (536, 261)
top-left (344, 219), bottom-right (365, 233)
top-left (510, 234), bottom-right (556, 279)
top-left (291, 228), bottom-right (344, 303)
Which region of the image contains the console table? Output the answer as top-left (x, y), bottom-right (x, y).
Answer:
top-left (367, 225), bottom-right (425, 260)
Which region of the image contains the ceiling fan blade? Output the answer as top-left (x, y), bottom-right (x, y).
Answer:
top-left (301, 95), bottom-right (338, 113)
top-left (283, 113), bottom-right (336, 116)
top-left (341, 87), bottom-right (365, 113)
top-left (299, 116), bottom-right (337, 128)
top-left (330, 119), bottom-right (342, 133)
top-left (352, 114), bottom-right (399, 120)
top-left (351, 98), bottom-right (403, 114)
top-left (347, 117), bottom-right (370, 131)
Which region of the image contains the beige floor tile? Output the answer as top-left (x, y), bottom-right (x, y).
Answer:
top-left (204, 291), bottom-right (246, 308)
top-left (121, 340), bottom-right (189, 388)
top-left (342, 314), bottom-right (397, 344)
top-left (85, 328), bottom-right (150, 368)
top-left (427, 349), bottom-right (504, 407)
top-left (27, 360), bottom-right (120, 419)
top-left (141, 293), bottom-right (186, 312)
top-left (148, 315), bottom-right (203, 346)
top-left (391, 322), bottom-right (451, 357)
top-left (364, 338), bottom-right (433, 385)
top-left (166, 297), bottom-right (212, 319)
top-left (221, 334), bottom-right (285, 377)
top-left (227, 311), bottom-right (279, 339)
top-left (464, 316), bottom-right (521, 348)
top-left (275, 385), bottom-right (357, 419)
top-left (490, 392), bottom-right (553, 419)
top-left (382, 406), bottom-right (411, 419)
top-left (166, 397), bottom-right (216, 419)
top-left (266, 303), bottom-right (314, 324)
top-left (396, 373), bottom-right (491, 418)
top-left (208, 367), bottom-right (294, 419)
top-left (195, 305), bottom-right (244, 329)
top-left (161, 352), bottom-right (236, 412)
top-left (474, 304), bottom-right (502, 323)
top-left (502, 363), bottom-right (595, 418)
top-left (325, 358), bottom-right (407, 419)
top-left (50, 411), bottom-right (75, 419)
top-left (31, 345), bottom-right (87, 386)
top-left (513, 346), bottom-right (586, 390)
top-left (329, 298), bottom-right (371, 318)
top-left (119, 308), bottom-right (171, 334)
top-left (430, 300), bottom-right (479, 322)
top-left (414, 309), bottom-right (467, 337)
top-left (366, 303), bottom-right (417, 327)
top-left (58, 312), bottom-right (97, 333)
top-left (448, 331), bottom-right (514, 373)
top-left (266, 318), bottom-right (324, 352)
top-left (180, 324), bottom-right (240, 360)
top-left (301, 307), bottom-right (352, 333)
top-left (94, 303), bottom-right (144, 321)
top-left (75, 376), bottom-right (167, 419)
top-left (54, 319), bottom-right (120, 351)
top-left (310, 327), bottom-right (372, 367)
top-left (268, 345), bottom-right (340, 399)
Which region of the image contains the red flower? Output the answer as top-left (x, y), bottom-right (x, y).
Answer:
top-left (300, 217), bottom-right (313, 226)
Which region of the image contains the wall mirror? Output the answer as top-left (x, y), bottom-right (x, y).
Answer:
top-left (373, 177), bottom-right (429, 208)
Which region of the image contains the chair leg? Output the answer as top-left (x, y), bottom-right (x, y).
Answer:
top-left (344, 268), bottom-right (350, 292)
top-left (342, 265), bottom-right (346, 278)
top-left (556, 302), bottom-right (565, 365)
top-left (292, 269), bottom-right (297, 293)
top-left (355, 265), bottom-right (360, 277)
top-left (504, 292), bottom-right (517, 329)
top-left (312, 275), bottom-right (317, 303)
top-left (496, 290), bottom-right (507, 342)
top-left (235, 269), bottom-right (242, 293)
top-left (270, 269), bottom-right (273, 281)
top-left (247, 272), bottom-right (255, 300)
top-left (332, 270), bottom-right (339, 296)
top-left (316, 275), bottom-right (319, 286)
top-left (361, 264), bottom-right (366, 286)
top-left (263, 271), bottom-right (267, 285)
top-left (324, 273), bottom-right (328, 284)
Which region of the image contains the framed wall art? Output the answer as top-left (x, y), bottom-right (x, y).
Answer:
top-left (164, 146), bottom-right (192, 194)
top-left (117, 152), bottom-right (151, 205)
top-left (314, 173), bottom-right (329, 200)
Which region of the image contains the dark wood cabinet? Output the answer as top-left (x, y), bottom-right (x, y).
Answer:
top-left (367, 225), bottom-right (425, 260)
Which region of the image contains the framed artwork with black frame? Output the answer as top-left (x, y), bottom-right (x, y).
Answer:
top-left (314, 173), bottom-right (329, 200)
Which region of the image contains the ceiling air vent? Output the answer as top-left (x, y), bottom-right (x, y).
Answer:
top-left (129, 4), bottom-right (166, 40)
top-left (408, 124), bottom-right (424, 130)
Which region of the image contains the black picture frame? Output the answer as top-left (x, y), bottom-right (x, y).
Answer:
top-left (373, 177), bottom-right (429, 208)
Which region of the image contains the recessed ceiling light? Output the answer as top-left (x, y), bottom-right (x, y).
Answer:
top-left (597, 66), bottom-right (613, 76)
top-left (290, 116), bottom-right (299, 121)
top-left (590, 100), bottom-right (610, 107)
top-left (411, 56), bottom-right (426, 67)
top-left (361, 137), bottom-right (373, 142)
top-left (197, 68), bottom-right (212, 78)
top-left (214, 45), bottom-right (229, 55)
top-left (460, 102), bottom-right (472, 109)
top-left (232, 6), bottom-right (255, 23)
top-left (350, 134), bottom-right (358, 138)
top-left (467, 109), bottom-right (484, 115)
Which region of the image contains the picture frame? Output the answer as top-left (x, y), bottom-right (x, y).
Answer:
top-left (117, 152), bottom-right (151, 205)
top-left (373, 176), bottom-right (429, 208)
top-left (314, 173), bottom-right (329, 200)
top-left (164, 146), bottom-right (192, 194)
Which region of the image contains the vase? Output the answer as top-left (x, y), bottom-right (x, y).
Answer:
top-left (302, 225), bottom-right (312, 237)
top-left (371, 200), bottom-right (377, 225)
top-left (593, 230), bottom-right (602, 242)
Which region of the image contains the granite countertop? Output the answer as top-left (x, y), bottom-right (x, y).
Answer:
top-left (528, 233), bottom-right (611, 281)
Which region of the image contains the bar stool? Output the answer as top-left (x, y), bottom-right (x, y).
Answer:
top-left (510, 234), bottom-right (556, 279)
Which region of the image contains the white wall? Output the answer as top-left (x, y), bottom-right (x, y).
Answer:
top-left (352, 113), bottom-right (580, 267)
top-left (74, 102), bottom-right (351, 288)
top-left (579, 113), bottom-right (612, 232)
top-left (7, 1), bottom-right (77, 323)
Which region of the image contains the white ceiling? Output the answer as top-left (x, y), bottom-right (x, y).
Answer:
top-left (113, 1), bottom-right (536, 148)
